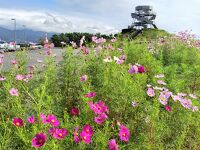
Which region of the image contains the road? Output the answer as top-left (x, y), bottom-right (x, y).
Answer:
top-left (1, 48), bottom-right (66, 71)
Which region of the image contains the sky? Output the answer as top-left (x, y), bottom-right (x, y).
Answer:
top-left (0, 0), bottom-right (200, 35)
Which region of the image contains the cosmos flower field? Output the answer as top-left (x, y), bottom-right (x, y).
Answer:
top-left (0, 29), bottom-right (200, 149)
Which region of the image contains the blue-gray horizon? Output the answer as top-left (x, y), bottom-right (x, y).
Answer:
top-left (0, 0), bottom-right (199, 36)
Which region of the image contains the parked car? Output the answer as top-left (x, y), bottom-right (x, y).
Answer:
top-left (30, 43), bottom-right (43, 49)
top-left (0, 41), bottom-right (8, 49)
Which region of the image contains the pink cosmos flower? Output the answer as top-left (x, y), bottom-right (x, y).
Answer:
top-left (80, 75), bottom-right (88, 82)
top-left (74, 127), bottom-right (80, 143)
top-left (11, 60), bottom-right (17, 65)
top-left (180, 99), bottom-right (192, 109)
top-left (132, 101), bottom-right (138, 107)
top-left (53, 128), bottom-right (68, 140)
top-left (27, 116), bottom-right (37, 124)
top-left (15, 74), bottom-right (24, 81)
top-left (70, 41), bottom-right (77, 48)
top-left (46, 114), bottom-right (60, 126)
top-left (116, 59), bottom-right (124, 65)
top-left (111, 38), bottom-right (117, 42)
top-left (85, 92), bottom-right (96, 98)
top-left (159, 94), bottom-right (168, 105)
top-left (147, 87), bottom-right (155, 97)
top-left (94, 113), bottom-right (108, 124)
top-left (108, 139), bottom-right (118, 150)
top-left (0, 76), bottom-right (6, 81)
top-left (165, 105), bottom-right (172, 111)
top-left (138, 66), bottom-right (145, 73)
top-left (172, 95), bottom-right (181, 102)
top-left (9, 88), bottom-right (19, 96)
top-left (128, 65), bottom-right (138, 74)
top-left (40, 113), bottom-right (47, 124)
top-left (107, 44), bottom-right (114, 50)
top-left (70, 107), bottom-right (79, 116)
top-left (81, 46), bottom-right (89, 55)
top-left (192, 106), bottom-right (199, 112)
top-left (117, 48), bottom-right (123, 51)
top-left (13, 117), bottom-right (24, 127)
top-left (32, 132), bottom-right (47, 148)
top-left (118, 125), bottom-right (130, 142)
top-left (161, 91), bottom-right (172, 99)
top-left (157, 80), bottom-right (167, 85)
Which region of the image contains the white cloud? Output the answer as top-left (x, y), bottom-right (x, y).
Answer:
top-left (56, 0), bottom-right (200, 35)
top-left (1, 0), bottom-right (200, 36)
top-left (0, 8), bottom-right (119, 34)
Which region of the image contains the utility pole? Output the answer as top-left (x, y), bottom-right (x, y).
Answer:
top-left (22, 25), bottom-right (26, 45)
top-left (11, 18), bottom-right (16, 50)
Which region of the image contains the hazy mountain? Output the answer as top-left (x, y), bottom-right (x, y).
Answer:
top-left (0, 27), bottom-right (55, 43)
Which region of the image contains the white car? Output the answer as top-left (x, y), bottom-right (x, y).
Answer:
top-left (0, 41), bottom-right (8, 49)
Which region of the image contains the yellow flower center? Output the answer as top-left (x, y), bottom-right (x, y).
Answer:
top-left (51, 119), bottom-right (55, 123)
top-left (16, 122), bottom-right (20, 126)
top-left (39, 140), bottom-right (43, 143)
top-left (83, 136), bottom-right (87, 140)
top-left (122, 133), bottom-right (126, 137)
top-left (86, 129), bottom-right (89, 133)
top-left (59, 133), bottom-right (62, 137)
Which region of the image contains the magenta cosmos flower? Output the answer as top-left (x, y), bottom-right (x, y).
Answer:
top-left (108, 139), bottom-right (118, 150)
top-left (27, 116), bottom-right (37, 124)
top-left (32, 132), bottom-right (47, 148)
top-left (165, 105), bottom-right (172, 112)
top-left (46, 114), bottom-right (60, 126)
top-left (13, 117), bottom-right (24, 127)
top-left (74, 127), bottom-right (80, 143)
top-left (147, 87), bottom-right (155, 97)
top-left (94, 113), bottom-right (108, 125)
top-left (138, 66), bottom-right (145, 73)
top-left (118, 125), bottom-right (130, 142)
top-left (53, 128), bottom-right (68, 140)
top-left (80, 75), bottom-right (88, 82)
top-left (128, 65), bottom-right (138, 74)
top-left (9, 88), bottom-right (19, 96)
top-left (80, 131), bottom-right (92, 144)
top-left (70, 107), bottom-right (79, 116)
top-left (85, 92), bottom-right (96, 98)
top-left (82, 125), bottom-right (93, 135)
top-left (88, 101), bottom-right (109, 115)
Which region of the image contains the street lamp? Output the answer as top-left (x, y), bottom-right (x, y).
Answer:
top-left (11, 18), bottom-right (16, 50)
